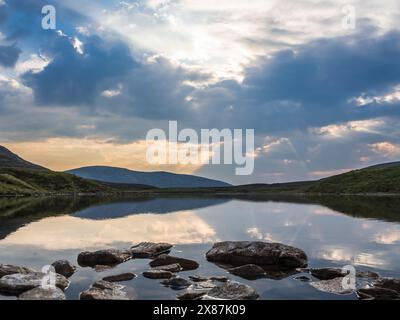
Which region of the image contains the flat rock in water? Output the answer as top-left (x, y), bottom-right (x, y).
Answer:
top-left (0, 264), bottom-right (36, 278)
top-left (161, 277), bottom-right (191, 290)
top-left (78, 249), bottom-right (132, 267)
top-left (357, 287), bottom-right (400, 300)
top-left (177, 281), bottom-right (219, 300)
top-left (189, 275), bottom-right (229, 283)
top-left (51, 260), bottom-right (76, 278)
top-left (206, 241), bottom-right (307, 268)
top-left (19, 287), bottom-right (66, 300)
top-left (130, 242), bottom-right (173, 258)
top-left (80, 280), bottom-right (136, 300)
top-left (356, 271), bottom-right (379, 279)
top-left (228, 264), bottom-right (266, 280)
top-left (372, 278), bottom-right (400, 293)
top-left (151, 263), bottom-right (182, 273)
top-left (0, 272), bottom-right (69, 295)
top-left (204, 281), bottom-right (259, 300)
top-left (310, 277), bottom-right (353, 295)
top-left (150, 254), bottom-right (199, 271)
top-left (310, 268), bottom-right (347, 280)
top-left (143, 270), bottom-right (174, 279)
top-left (102, 273), bottom-right (136, 282)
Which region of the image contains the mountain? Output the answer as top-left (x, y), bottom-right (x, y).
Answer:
top-left (66, 166), bottom-right (231, 188)
top-left (0, 145), bottom-right (134, 195)
top-left (0, 145), bottom-right (47, 170)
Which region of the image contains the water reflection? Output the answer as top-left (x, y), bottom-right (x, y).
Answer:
top-left (1, 195), bottom-right (400, 299)
top-left (1, 211), bottom-right (217, 249)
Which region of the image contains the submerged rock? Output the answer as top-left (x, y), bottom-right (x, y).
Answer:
top-left (130, 242), bottom-right (173, 258)
top-left (78, 249), bottom-right (131, 267)
top-left (80, 280), bottom-right (135, 300)
top-left (356, 270), bottom-right (380, 279)
top-left (102, 273), bottom-right (136, 282)
top-left (294, 275), bottom-right (312, 282)
top-left (372, 278), bottom-right (400, 293)
top-left (19, 287), bottom-right (66, 300)
top-left (310, 277), bottom-right (353, 295)
top-left (206, 241), bottom-right (307, 268)
top-left (357, 287), bottom-right (400, 300)
top-left (204, 281), bottom-right (259, 300)
top-left (150, 254), bottom-right (199, 271)
top-left (161, 277), bottom-right (191, 290)
top-left (228, 264), bottom-right (266, 280)
top-left (0, 264), bottom-right (36, 278)
top-left (0, 272), bottom-right (69, 295)
top-left (151, 263), bottom-right (183, 273)
top-left (143, 270), bottom-right (175, 279)
top-left (189, 275), bottom-right (229, 283)
top-left (310, 268), bottom-right (347, 280)
top-left (51, 260), bottom-right (76, 278)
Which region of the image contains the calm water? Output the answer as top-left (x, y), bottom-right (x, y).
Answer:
top-left (1, 195), bottom-right (400, 300)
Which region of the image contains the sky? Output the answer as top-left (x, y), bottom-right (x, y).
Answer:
top-left (0, 0), bottom-right (400, 184)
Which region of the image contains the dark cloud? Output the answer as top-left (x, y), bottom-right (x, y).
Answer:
top-left (23, 35), bottom-right (138, 106)
top-left (0, 44), bottom-right (21, 67)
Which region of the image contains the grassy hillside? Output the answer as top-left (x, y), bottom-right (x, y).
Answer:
top-left (0, 168), bottom-right (115, 195)
top-left (306, 162), bottom-right (400, 194)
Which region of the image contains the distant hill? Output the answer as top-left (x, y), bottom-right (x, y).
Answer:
top-left (0, 145), bottom-right (150, 195)
top-left (0, 145), bottom-right (47, 170)
top-left (66, 166), bottom-right (231, 188)
top-left (306, 161), bottom-right (400, 194)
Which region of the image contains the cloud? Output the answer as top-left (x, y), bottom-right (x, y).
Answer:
top-left (22, 34), bottom-right (138, 106)
top-left (0, 44), bottom-right (21, 67)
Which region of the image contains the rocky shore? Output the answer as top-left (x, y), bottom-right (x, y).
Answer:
top-left (0, 241), bottom-right (399, 300)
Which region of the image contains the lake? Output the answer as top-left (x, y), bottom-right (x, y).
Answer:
top-left (1, 195), bottom-right (400, 300)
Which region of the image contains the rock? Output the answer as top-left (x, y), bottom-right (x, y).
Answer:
top-left (0, 272), bottom-right (69, 295)
top-left (94, 265), bottom-right (114, 272)
top-left (151, 263), bottom-right (183, 273)
top-left (204, 281), bottom-right (259, 300)
top-left (294, 275), bottom-right (312, 282)
top-left (310, 277), bottom-right (353, 295)
top-left (310, 268), bottom-right (347, 280)
top-left (51, 260), bottom-right (76, 278)
top-left (143, 270), bottom-right (175, 279)
top-left (0, 264), bottom-right (36, 278)
top-left (177, 281), bottom-right (219, 300)
top-left (149, 254), bottom-right (199, 271)
top-left (189, 275), bottom-right (229, 283)
top-left (177, 291), bottom-right (208, 300)
top-left (206, 241), bottom-right (307, 268)
top-left (78, 249), bottom-right (131, 267)
top-left (356, 271), bottom-right (380, 279)
top-left (80, 280), bottom-right (135, 300)
top-left (161, 277), bottom-right (191, 290)
top-left (102, 273), bottom-right (136, 282)
top-left (372, 278), bottom-right (400, 293)
top-left (228, 264), bottom-right (266, 280)
top-left (19, 287), bottom-right (66, 300)
top-left (130, 242), bottom-right (173, 258)
top-left (357, 287), bottom-right (400, 300)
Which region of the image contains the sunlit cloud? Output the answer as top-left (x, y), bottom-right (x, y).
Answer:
top-left (1, 138), bottom-right (209, 174)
